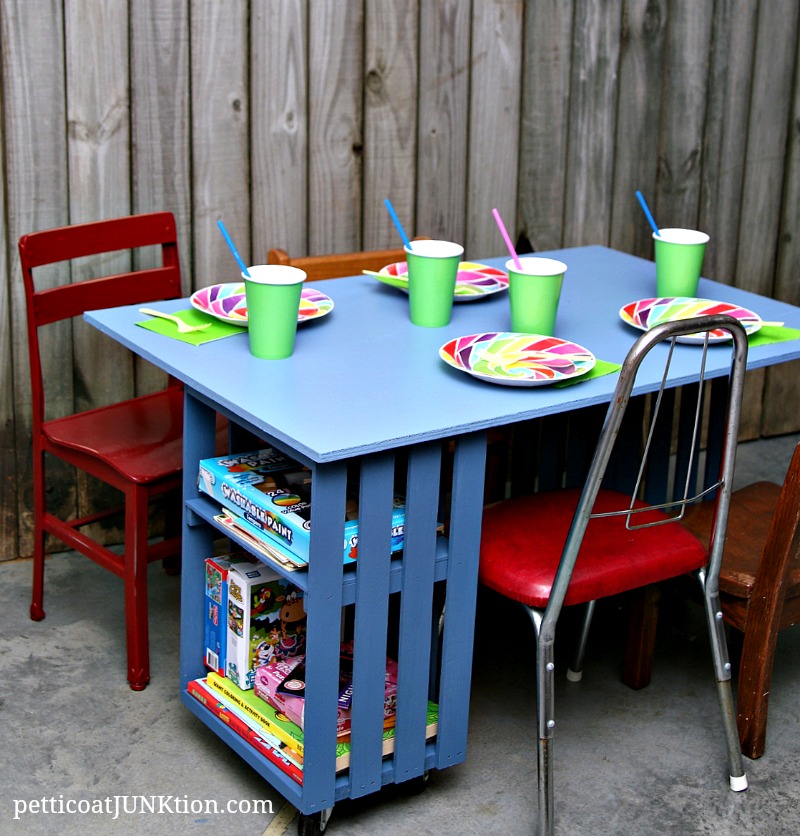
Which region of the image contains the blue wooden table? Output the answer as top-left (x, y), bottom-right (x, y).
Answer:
top-left (85, 245), bottom-right (800, 817)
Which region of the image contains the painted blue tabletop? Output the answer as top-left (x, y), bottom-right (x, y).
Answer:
top-left (85, 245), bottom-right (800, 463)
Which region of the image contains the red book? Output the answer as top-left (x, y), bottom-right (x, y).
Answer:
top-left (188, 678), bottom-right (303, 784)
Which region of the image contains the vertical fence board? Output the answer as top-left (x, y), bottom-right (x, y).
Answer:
top-left (466, 0), bottom-right (523, 260)
top-left (131, 0), bottom-right (192, 282)
top-left (518, 0), bottom-right (574, 253)
top-left (65, 0), bottom-right (133, 411)
top-left (416, 0), bottom-right (471, 243)
top-left (609, 0), bottom-right (666, 258)
top-left (252, 0), bottom-right (307, 262)
top-left (130, 0), bottom-right (191, 396)
top-left (655, 2), bottom-right (713, 229)
top-left (362, 0), bottom-right (418, 249)
top-left (763, 20), bottom-right (800, 436)
top-left (3, 0), bottom-right (71, 560)
top-left (308, 0), bottom-right (364, 255)
top-left (563, 0), bottom-right (622, 247)
top-left (698, 0), bottom-right (757, 284)
top-left (733, 3), bottom-right (799, 437)
top-left (65, 0), bottom-right (132, 526)
top-left (190, 0), bottom-right (250, 286)
top-left (0, 45), bottom-right (14, 561)
top-left (734, 1), bottom-right (799, 296)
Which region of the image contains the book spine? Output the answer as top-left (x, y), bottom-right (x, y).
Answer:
top-left (206, 673), bottom-right (304, 756)
top-left (187, 680), bottom-right (303, 784)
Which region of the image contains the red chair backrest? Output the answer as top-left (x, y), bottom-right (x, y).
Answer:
top-left (19, 211), bottom-right (184, 427)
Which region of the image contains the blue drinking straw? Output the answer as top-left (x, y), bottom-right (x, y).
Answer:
top-left (635, 190), bottom-right (660, 237)
top-left (384, 198), bottom-right (412, 251)
top-left (216, 219), bottom-right (251, 278)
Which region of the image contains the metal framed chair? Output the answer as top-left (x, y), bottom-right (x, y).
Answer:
top-left (479, 315), bottom-right (749, 834)
top-left (19, 211), bottom-right (187, 690)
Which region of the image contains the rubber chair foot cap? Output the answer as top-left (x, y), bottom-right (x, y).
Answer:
top-left (566, 668), bottom-right (583, 682)
top-left (30, 604), bottom-right (46, 621)
top-left (730, 774), bottom-right (748, 792)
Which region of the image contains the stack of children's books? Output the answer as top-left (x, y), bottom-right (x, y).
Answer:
top-left (198, 448), bottom-right (409, 571)
top-left (194, 559), bottom-right (438, 783)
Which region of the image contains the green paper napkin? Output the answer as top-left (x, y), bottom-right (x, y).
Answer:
top-left (137, 308), bottom-right (244, 345)
top-left (555, 358), bottom-right (622, 388)
top-left (747, 324), bottom-right (800, 348)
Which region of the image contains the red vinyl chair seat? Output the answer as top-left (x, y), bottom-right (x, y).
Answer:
top-left (42, 388), bottom-right (184, 483)
top-left (480, 488), bottom-right (708, 609)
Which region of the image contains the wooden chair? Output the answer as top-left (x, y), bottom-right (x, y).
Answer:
top-left (479, 315), bottom-right (750, 834)
top-left (267, 245), bottom-right (409, 281)
top-left (625, 441), bottom-right (800, 759)
top-left (19, 211), bottom-right (188, 690)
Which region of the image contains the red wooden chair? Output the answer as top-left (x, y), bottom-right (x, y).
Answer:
top-left (19, 211), bottom-right (188, 690)
top-left (479, 315), bottom-right (750, 834)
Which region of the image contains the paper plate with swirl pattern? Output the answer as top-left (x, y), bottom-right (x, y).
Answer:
top-left (190, 283), bottom-right (334, 325)
top-left (620, 297), bottom-right (762, 344)
top-left (368, 262), bottom-right (508, 301)
top-left (439, 332), bottom-right (596, 387)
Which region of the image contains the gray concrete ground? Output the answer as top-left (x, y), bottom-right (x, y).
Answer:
top-left (2, 434), bottom-right (799, 835)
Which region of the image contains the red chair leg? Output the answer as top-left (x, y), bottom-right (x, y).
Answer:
top-left (30, 450), bottom-right (47, 621)
top-left (124, 485), bottom-right (151, 690)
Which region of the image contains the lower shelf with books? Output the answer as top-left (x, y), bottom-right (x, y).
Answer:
top-left (180, 686), bottom-right (440, 805)
top-left (186, 676), bottom-right (439, 787)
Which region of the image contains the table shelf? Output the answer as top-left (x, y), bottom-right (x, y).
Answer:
top-left (185, 494), bottom-right (451, 603)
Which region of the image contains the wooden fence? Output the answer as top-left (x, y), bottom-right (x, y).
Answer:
top-left (1, 0), bottom-right (799, 562)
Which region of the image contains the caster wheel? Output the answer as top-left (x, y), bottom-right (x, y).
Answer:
top-left (298, 808), bottom-right (331, 836)
top-left (404, 770), bottom-right (430, 796)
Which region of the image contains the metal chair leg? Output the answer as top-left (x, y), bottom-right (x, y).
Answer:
top-left (566, 600), bottom-right (595, 682)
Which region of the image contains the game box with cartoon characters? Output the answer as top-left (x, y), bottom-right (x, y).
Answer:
top-left (225, 561), bottom-right (306, 690)
top-left (203, 552), bottom-right (256, 676)
top-left (198, 448), bottom-right (407, 562)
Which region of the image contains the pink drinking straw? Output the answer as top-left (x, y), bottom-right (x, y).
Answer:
top-left (492, 208), bottom-right (522, 271)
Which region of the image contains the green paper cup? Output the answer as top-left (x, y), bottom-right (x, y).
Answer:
top-left (243, 264), bottom-right (306, 359)
top-left (653, 228), bottom-right (709, 297)
top-left (405, 240), bottom-right (464, 327)
top-left (507, 257), bottom-right (566, 335)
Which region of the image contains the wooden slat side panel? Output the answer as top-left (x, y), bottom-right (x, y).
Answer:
top-left (252, 0), bottom-right (308, 262)
top-left (563, 0), bottom-right (623, 248)
top-left (518, 0), bottom-right (574, 253)
top-left (465, 0), bottom-right (523, 260)
top-left (362, 0), bottom-right (419, 251)
top-left (416, 0), bottom-right (471, 244)
top-left (609, 0), bottom-right (666, 259)
top-left (3, 0), bottom-right (72, 559)
top-left (308, 0), bottom-right (364, 255)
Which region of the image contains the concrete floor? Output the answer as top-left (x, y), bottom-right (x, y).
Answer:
top-left (2, 434), bottom-right (799, 836)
